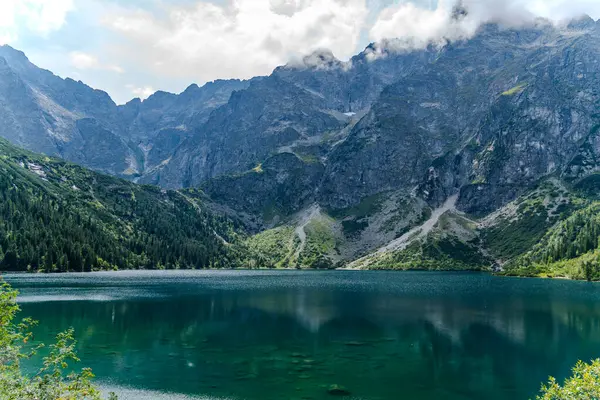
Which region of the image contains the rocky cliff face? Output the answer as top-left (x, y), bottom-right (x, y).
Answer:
top-left (141, 75), bottom-right (343, 188)
top-left (117, 79), bottom-right (250, 173)
top-left (145, 46), bottom-right (440, 188)
top-left (202, 153), bottom-right (324, 225)
top-left (0, 45), bottom-right (247, 178)
top-left (170, 20), bottom-right (600, 216)
top-left (0, 45), bottom-right (128, 175)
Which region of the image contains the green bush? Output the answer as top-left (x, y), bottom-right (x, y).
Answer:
top-left (537, 359), bottom-right (600, 399)
top-left (0, 280), bottom-right (113, 399)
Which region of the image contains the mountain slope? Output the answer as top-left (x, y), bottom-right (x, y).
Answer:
top-left (0, 138), bottom-right (241, 272)
top-left (142, 45), bottom-right (443, 188)
top-left (148, 19), bottom-right (600, 212)
top-left (0, 45), bottom-right (131, 175)
top-left (501, 176), bottom-right (600, 280)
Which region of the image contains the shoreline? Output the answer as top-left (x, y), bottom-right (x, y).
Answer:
top-left (2, 268), bottom-right (596, 283)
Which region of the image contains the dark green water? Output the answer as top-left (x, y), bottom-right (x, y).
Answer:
top-left (5, 271), bottom-right (600, 400)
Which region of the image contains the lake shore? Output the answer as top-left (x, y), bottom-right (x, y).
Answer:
top-left (2, 267), bottom-right (593, 282)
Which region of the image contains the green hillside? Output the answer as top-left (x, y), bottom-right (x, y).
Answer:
top-left (0, 138), bottom-right (241, 272)
top-left (505, 201), bottom-right (600, 280)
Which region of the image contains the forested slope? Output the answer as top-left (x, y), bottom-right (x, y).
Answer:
top-left (505, 201), bottom-right (600, 280)
top-left (0, 139), bottom-right (242, 272)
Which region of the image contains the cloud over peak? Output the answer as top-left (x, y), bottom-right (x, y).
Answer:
top-left (105, 0), bottom-right (368, 84)
top-left (5, 0), bottom-right (600, 104)
top-left (369, 0), bottom-right (600, 47)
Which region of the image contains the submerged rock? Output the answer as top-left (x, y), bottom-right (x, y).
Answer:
top-left (343, 341), bottom-right (368, 347)
top-left (327, 385), bottom-right (351, 396)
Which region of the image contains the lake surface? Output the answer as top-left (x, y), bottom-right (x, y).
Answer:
top-left (4, 270), bottom-right (600, 400)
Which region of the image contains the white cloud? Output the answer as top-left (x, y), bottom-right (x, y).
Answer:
top-left (70, 51), bottom-right (98, 69)
top-left (369, 0), bottom-right (600, 49)
top-left (526, 0), bottom-right (600, 21)
top-left (0, 0), bottom-right (74, 44)
top-left (126, 84), bottom-right (155, 100)
top-left (69, 51), bottom-right (124, 73)
top-left (106, 64), bottom-right (125, 74)
top-left (103, 0), bottom-right (368, 83)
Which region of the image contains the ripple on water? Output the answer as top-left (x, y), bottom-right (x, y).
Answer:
top-left (16, 294), bottom-right (117, 303)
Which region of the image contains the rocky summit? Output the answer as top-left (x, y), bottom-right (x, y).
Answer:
top-left (3, 17), bottom-right (600, 278)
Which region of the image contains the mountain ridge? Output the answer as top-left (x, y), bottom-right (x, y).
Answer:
top-left (0, 44), bottom-right (251, 179)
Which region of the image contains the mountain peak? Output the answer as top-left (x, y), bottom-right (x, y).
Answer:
top-left (0, 45), bottom-right (32, 72)
top-left (302, 49), bottom-right (342, 69)
top-left (125, 97), bottom-right (142, 106)
top-left (143, 90), bottom-right (176, 104)
top-left (282, 49), bottom-right (344, 71)
top-left (0, 45), bottom-right (29, 60)
top-left (568, 14), bottom-right (596, 29)
top-left (184, 83), bottom-right (200, 92)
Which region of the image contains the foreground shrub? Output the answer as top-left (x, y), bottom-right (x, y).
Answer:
top-left (0, 280), bottom-right (115, 399)
top-left (537, 359), bottom-right (600, 400)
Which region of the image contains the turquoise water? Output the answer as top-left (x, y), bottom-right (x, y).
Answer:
top-left (5, 270), bottom-right (600, 400)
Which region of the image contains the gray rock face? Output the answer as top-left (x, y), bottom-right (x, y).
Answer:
top-left (141, 75), bottom-right (343, 188)
top-left (0, 46), bottom-right (119, 159)
top-left (142, 46), bottom-right (440, 189)
top-left (202, 153), bottom-right (324, 224)
top-left (319, 25), bottom-right (537, 208)
top-left (118, 79), bottom-right (250, 172)
top-left (272, 46), bottom-right (436, 112)
top-left (320, 20), bottom-right (600, 214)
top-left (0, 45), bottom-right (247, 178)
top-left (450, 22), bottom-right (600, 213)
top-left (152, 21), bottom-right (600, 217)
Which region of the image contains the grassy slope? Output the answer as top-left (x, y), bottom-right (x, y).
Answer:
top-left (244, 213), bottom-right (339, 269)
top-left (244, 178), bottom-right (600, 279)
top-left (298, 215), bottom-right (339, 268)
top-left (245, 226), bottom-right (298, 268)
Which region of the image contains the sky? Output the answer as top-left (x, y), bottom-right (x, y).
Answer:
top-left (1, 0), bottom-right (600, 104)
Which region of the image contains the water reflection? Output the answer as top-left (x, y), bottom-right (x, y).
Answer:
top-left (6, 271), bottom-right (600, 400)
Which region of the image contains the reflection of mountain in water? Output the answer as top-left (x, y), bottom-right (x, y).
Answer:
top-left (240, 290), bottom-right (340, 332)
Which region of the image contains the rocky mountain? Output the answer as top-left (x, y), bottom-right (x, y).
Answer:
top-left (195, 16), bottom-right (600, 275)
top-left (117, 78), bottom-right (250, 175)
top-left (2, 17), bottom-right (600, 278)
top-left (0, 45), bottom-right (248, 178)
top-left (142, 46), bottom-right (439, 188)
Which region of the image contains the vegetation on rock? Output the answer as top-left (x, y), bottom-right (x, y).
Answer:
top-left (245, 226), bottom-right (298, 269)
